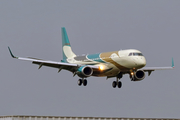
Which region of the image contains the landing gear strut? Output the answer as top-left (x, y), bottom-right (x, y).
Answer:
top-left (78, 79), bottom-right (87, 86)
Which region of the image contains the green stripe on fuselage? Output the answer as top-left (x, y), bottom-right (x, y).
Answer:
top-left (87, 53), bottom-right (106, 63)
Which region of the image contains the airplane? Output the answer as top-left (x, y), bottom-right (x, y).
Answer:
top-left (8, 27), bottom-right (174, 88)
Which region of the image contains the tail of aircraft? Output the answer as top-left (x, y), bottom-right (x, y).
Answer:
top-left (61, 27), bottom-right (76, 62)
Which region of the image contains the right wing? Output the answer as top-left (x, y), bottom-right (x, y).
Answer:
top-left (8, 47), bottom-right (99, 73)
top-left (141, 58), bottom-right (175, 76)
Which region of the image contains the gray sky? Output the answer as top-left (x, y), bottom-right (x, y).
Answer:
top-left (0, 0), bottom-right (180, 118)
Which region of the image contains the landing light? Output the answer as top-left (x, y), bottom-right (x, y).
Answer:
top-left (99, 65), bottom-right (104, 71)
top-left (131, 72), bottom-right (134, 76)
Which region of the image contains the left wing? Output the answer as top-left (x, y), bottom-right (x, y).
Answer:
top-left (8, 47), bottom-right (99, 73)
top-left (141, 58), bottom-right (174, 76)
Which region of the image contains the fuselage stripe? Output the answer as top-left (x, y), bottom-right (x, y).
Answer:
top-left (87, 54), bottom-right (106, 63)
top-left (100, 51), bottom-right (129, 70)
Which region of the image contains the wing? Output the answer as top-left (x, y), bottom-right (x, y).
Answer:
top-left (141, 58), bottom-right (175, 76)
top-left (8, 47), bottom-right (99, 73)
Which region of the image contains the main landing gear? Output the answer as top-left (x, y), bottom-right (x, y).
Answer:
top-left (78, 78), bottom-right (87, 86)
top-left (77, 76), bottom-right (123, 88)
top-left (112, 77), bottom-right (122, 88)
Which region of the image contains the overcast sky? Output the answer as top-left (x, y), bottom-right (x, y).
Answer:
top-left (0, 0), bottom-right (180, 119)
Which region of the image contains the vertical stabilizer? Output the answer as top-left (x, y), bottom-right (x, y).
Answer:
top-left (61, 27), bottom-right (76, 61)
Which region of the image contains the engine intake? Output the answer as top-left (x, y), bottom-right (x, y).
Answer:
top-left (133, 70), bottom-right (146, 81)
top-left (77, 66), bottom-right (93, 78)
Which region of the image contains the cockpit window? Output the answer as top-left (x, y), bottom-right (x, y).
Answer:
top-left (129, 52), bottom-right (143, 56)
top-left (133, 53), bottom-right (143, 56)
top-left (129, 53), bottom-right (133, 56)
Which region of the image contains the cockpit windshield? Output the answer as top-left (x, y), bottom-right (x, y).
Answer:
top-left (129, 52), bottom-right (143, 56)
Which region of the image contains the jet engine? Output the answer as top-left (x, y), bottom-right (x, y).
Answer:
top-left (132, 70), bottom-right (146, 81)
top-left (76, 66), bottom-right (93, 78)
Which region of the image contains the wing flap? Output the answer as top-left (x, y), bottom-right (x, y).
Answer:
top-left (33, 61), bottom-right (61, 69)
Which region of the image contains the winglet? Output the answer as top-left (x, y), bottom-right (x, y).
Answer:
top-left (172, 57), bottom-right (174, 68)
top-left (8, 47), bottom-right (18, 58)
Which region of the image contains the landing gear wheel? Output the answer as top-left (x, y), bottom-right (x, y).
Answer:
top-left (117, 81), bottom-right (122, 88)
top-left (83, 79), bottom-right (87, 86)
top-left (112, 81), bottom-right (117, 88)
top-left (78, 79), bottom-right (82, 86)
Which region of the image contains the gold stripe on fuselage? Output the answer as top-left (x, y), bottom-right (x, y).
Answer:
top-left (100, 51), bottom-right (129, 70)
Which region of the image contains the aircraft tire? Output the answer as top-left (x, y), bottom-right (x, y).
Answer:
top-left (83, 79), bottom-right (87, 86)
top-left (112, 81), bottom-right (117, 88)
top-left (118, 81), bottom-right (122, 88)
top-left (78, 79), bottom-right (82, 86)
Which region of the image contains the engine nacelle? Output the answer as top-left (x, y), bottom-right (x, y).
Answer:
top-left (76, 66), bottom-right (93, 78)
top-left (133, 70), bottom-right (146, 81)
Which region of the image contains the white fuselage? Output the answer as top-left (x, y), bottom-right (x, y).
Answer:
top-left (67, 49), bottom-right (146, 77)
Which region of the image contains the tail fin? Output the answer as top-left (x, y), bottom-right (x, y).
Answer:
top-left (61, 27), bottom-right (76, 61)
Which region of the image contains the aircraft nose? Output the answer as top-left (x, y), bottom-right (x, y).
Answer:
top-left (134, 57), bottom-right (146, 68)
top-left (140, 57), bottom-right (146, 67)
